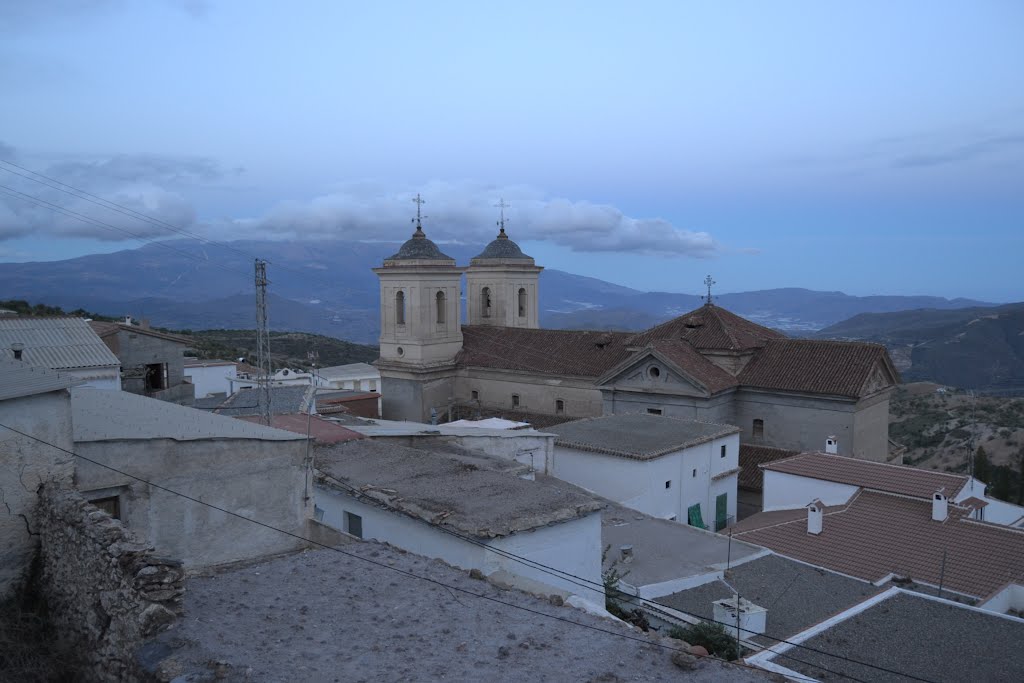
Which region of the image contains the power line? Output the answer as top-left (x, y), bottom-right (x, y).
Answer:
top-left (0, 418), bottom-right (934, 683)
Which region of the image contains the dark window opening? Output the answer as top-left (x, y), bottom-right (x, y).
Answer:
top-left (145, 363), bottom-right (167, 392)
top-left (435, 290), bottom-right (446, 324)
top-left (396, 291), bottom-right (406, 325)
top-left (482, 287), bottom-right (492, 318)
top-left (471, 390), bottom-right (479, 401)
top-left (555, 399), bottom-right (565, 415)
top-left (753, 418), bottom-right (764, 439)
top-left (647, 408), bottom-right (662, 415)
top-left (720, 444), bottom-right (727, 458)
top-left (518, 287), bottom-right (527, 317)
top-left (345, 511), bottom-right (363, 539)
top-left (90, 495), bottom-right (121, 520)
top-left (692, 468), bottom-right (697, 478)
top-left (665, 480), bottom-right (671, 489)
top-left (648, 366), bottom-right (661, 379)
top-left (512, 394), bottom-right (520, 408)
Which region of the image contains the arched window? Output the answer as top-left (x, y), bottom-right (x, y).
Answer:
top-left (482, 287), bottom-right (492, 318)
top-left (436, 290), bottom-right (446, 324)
top-left (518, 287), bottom-right (527, 317)
top-left (395, 290), bottom-right (405, 325)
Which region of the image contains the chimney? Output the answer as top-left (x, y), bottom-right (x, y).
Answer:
top-left (620, 545), bottom-right (634, 563)
top-left (825, 436), bottom-right (838, 455)
top-left (807, 499), bottom-right (823, 535)
top-left (124, 315), bottom-right (133, 326)
top-left (11, 342), bottom-right (24, 361)
top-left (932, 489), bottom-right (948, 522)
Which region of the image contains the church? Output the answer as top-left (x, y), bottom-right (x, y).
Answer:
top-left (373, 209), bottom-right (900, 463)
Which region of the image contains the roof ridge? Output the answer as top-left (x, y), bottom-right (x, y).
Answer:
top-left (707, 306), bottom-right (741, 348)
top-left (798, 451), bottom-right (969, 480)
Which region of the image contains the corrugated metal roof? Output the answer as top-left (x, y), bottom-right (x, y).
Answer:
top-left (71, 387), bottom-right (306, 442)
top-left (0, 359), bottom-right (72, 401)
top-left (0, 317), bottom-right (120, 370)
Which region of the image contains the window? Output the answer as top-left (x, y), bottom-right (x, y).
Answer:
top-left (753, 418), bottom-right (764, 439)
top-left (471, 390), bottom-right (479, 401)
top-left (90, 495), bottom-right (121, 520)
top-left (648, 366), bottom-right (661, 379)
top-left (647, 408), bottom-right (662, 415)
top-left (369, 379), bottom-right (377, 391)
top-left (720, 444), bottom-right (727, 458)
top-left (313, 505), bottom-right (325, 522)
top-left (555, 399), bottom-right (565, 415)
top-left (512, 394), bottom-right (520, 408)
top-left (396, 291), bottom-right (406, 325)
top-left (665, 480), bottom-right (672, 489)
top-left (481, 287), bottom-right (492, 318)
top-left (692, 468), bottom-right (697, 478)
top-left (518, 288), bottom-right (527, 317)
top-left (344, 511), bottom-right (363, 539)
top-left (435, 290), bottom-right (446, 324)
top-left (144, 363), bottom-right (167, 392)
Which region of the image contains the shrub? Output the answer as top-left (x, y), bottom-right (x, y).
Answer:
top-left (670, 621), bottom-right (740, 661)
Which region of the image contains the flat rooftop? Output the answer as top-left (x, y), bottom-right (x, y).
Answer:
top-left (148, 543), bottom-right (767, 682)
top-left (601, 504), bottom-right (763, 588)
top-left (342, 417), bottom-right (551, 440)
top-left (71, 388), bottom-right (305, 442)
top-left (315, 440), bottom-right (602, 538)
top-left (763, 591), bottom-right (1024, 683)
top-left (654, 554), bottom-right (881, 646)
top-left (547, 413), bottom-right (739, 460)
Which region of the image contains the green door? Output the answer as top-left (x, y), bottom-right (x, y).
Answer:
top-left (715, 493), bottom-right (728, 530)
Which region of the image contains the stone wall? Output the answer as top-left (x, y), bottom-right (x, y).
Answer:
top-left (35, 484), bottom-right (183, 682)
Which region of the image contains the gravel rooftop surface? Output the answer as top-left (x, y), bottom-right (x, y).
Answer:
top-left (780, 592), bottom-right (1024, 683)
top-left (150, 542), bottom-right (772, 682)
top-left (654, 554), bottom-right (881, 646)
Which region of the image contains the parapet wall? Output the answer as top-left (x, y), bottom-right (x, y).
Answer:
top-left (35, 484), bottom-right (184, 682)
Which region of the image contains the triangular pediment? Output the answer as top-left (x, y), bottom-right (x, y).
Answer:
top-left (596, 349), bottom-right (710, 397)
top-left (860, 358), bottom-right (899, 396)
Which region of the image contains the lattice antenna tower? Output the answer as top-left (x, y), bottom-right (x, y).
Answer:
top-left (254, 258), bottom-right (273, 426)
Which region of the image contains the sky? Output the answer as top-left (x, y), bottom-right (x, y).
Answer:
top-left (1, 1), bottom-right (1022, 301)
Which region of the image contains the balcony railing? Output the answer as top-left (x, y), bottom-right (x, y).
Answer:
top-left (714, 515), bottom-right (735, 533)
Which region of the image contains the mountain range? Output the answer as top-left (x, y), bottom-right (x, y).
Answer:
top-left (0, 239), bottom-right (993, 345)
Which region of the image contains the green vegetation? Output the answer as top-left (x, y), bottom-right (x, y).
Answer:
top-left (601, 545), bottom-right (649, 631)
top-left (0, 299), bottom-right (116, 322)
top-left (186, 329), bottom-right (378, 370)
top-left (668, 622), bottom-right (740, 661)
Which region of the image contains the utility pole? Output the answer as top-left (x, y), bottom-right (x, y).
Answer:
top-left (255, 259), bottom-right (273, 426)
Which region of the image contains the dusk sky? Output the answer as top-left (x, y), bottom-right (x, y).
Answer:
top-left (1, 1), bottom-right (1022, 301)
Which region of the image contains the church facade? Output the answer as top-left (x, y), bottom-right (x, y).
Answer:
top-left (374, 221), bottom-right (899, 462)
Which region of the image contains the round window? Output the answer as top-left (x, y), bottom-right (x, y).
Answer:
top-left (396, 347), bottom-right (404, 356)
top-left (648, 366), bottom-right (661, 379)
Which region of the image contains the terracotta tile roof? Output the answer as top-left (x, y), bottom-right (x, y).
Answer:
top-left (646, 340), bottom-right (739, 394)
top-left (762, 451), bottom-right (969, 500)
top-left (236, 414), bottom-right (363, 444)
top-left (738, 339), bottom-right (897, 398)
top-left (457, 326), bottom-right (633, 378)
top-left (738, 444), bottom-right (800, 491)
top-left (734, 490), bottom-right (1024, 598)
top-left (626, 304), bottom-right (785, 351)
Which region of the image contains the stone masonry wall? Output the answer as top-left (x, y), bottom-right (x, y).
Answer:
top-left (35, 484), bottom-right (183, 682)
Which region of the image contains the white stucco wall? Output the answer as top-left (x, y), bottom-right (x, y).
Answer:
top-left (0, 390), bottom-right (74, 600)
top-left (761, 470), bottom-right (859, 511)
top-left (315, 486), bottom-right (603, 602)
top-left (184, 364), bottom-right (237, 398)
top-left (64, 367), bottom-right (121, 390)
top-left (552, 434), bottom-right (739, 529)
top-left (978, 583), bottom-right (1024, 615)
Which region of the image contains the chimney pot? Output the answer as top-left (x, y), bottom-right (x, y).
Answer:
top-left (807, 499), bottom-right (823, 535)
top-left (11, 342), bottom-right (24, 361)
top-left (124, 315), bottom-right (132, 326)
top-left (932, 489), bottom-right (948, 522)
top-left (620, 544), bottom-right (634, 563)
top-left (825, 436), bottom-right (838, 455)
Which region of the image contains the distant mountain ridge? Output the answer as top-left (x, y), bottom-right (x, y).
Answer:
top-left (0, 238), bottom-right (992, 344)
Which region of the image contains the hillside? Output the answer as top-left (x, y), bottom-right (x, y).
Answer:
top-left (188, 329), bottom-right (378, 370)
top-left (819, 303), bottom-right (1024, 393)
top-left (890, 383), bottom-right (1023, 503)
top-left (0, 238), bottom-right (991, 342)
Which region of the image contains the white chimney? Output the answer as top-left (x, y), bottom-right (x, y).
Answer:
top-left (620, 545), bottom-right (634, 563)
top-left (124, 315), bottom-right (133, 326)
top-left (825, 436), bottom-right (838, 455)
top-left (807, 499), bottom-right (823, 535)
top-left (932, 489), bottom-right (948, 522)
top-left (10, 342), bottom-right (24, 361)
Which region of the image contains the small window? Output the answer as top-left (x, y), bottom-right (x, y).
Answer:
top-left (396, 291), bottom-right (406, 325)
top-left (471, 390), bottom-right (479, 401)
top-left (313, 505), bottom-right (325, 522)
top-left (482, 287), bottom-right (492, 318)
top-left (692, 468), bottom-right (697, 478)
top-left (555, 399), bottom-right (565, 415)
top-left (518, 287), bottom-right (527, 317)
top-left (720, 444), bottom-right (727, 458)
top-left (436, 290), bottom-right (446, 324)
top-left (369, 379), bottom-right (377, 391)
top-left (344, 511), bottom-right (363, 539)
top-left (512, 394), bottom-right (520, 408)
top-left (665, 480), bottom-right (672, 489)
top-left (145, 363), bottom-right (167, 391)
top-left (648, 366), bottom-right (661, 379)
top-left (753, 418), bottom-right (764, 439)
top-left (90, 495), bottom-right (121, 520)
top-left (647, 408), bottom-right (662, 416)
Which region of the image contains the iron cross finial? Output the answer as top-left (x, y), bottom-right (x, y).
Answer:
top-left (703, 275), bottom-right (716, 305)
top-left (495, 198), bottom-right (510, 234)
top-left (411, 193), bottom-right (427, 230)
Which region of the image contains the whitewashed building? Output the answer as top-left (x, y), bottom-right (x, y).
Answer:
top-left (314, 362), bottom-right (380, 392)
top-left (314, 439), bottom-right (605, 605)
top-left (547, 413), bottom-right (741, 531)
top-left (230, 367), bottom-right (313, 393)
top-left (183, 358), bottom-right (239, 398)
top-left (0, 317), bottom-right (121, 389)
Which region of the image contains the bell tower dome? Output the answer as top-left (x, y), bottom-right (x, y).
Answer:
top-left (465, 200), bottom-right (543, 328)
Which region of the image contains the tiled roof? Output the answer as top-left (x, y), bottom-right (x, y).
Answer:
top-left (738, 444), bottom-right (799, 491)
top-left (235, 414), bottom-right (363, 444)
top-left (214, 386), bottom-right (311, 417)
top-left (646, 340), bottom-right (739, 393)
top-left (626, 304), bottom-right (785, 351)
top-left (738, 339), bottom-right (896, 398)
top-left (0, 317), bottom-right (120, 370)
top-left (762, 451), bottom-right (969, 500)
top-left (457, 326), bottom-right (633, 378)
top-left (546, 413), bottom-right (738, 460)
top-left (88, 320), bottom-right (192, 345)
top-left (734, 490), bottom-right (1024, 598)
top-left (0, 359), bottom-right (72, 401)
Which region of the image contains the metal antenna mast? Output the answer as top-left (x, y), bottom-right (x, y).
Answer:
top-left (255, 258), bottom-right (272, 426)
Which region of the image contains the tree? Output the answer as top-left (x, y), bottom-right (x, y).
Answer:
top-left (974, 446), bottom-right (991, 484)
top-left (991, 466), bottom-right (1014, 502)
